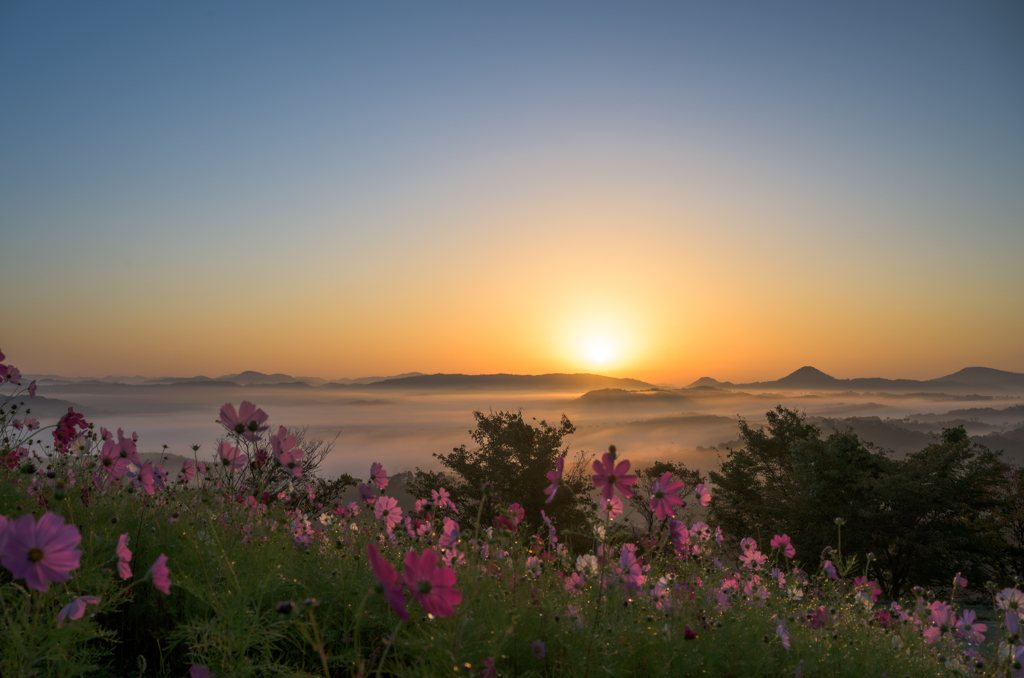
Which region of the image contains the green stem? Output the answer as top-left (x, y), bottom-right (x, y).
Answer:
top-left (375, 620), bottom-right (403, 678)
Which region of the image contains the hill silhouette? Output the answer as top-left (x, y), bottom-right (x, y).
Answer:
top-left (686, 366), bottom-right (1024, 394)
top-left (350, 373), bottom-right (655, 392)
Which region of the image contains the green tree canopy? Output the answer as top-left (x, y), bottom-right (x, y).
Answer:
top-left (709, 406), bottom-right (1010, 598)
top-left (408, 410), bottom-right (593, 535)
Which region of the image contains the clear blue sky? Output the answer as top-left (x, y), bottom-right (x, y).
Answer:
top-left (1, 2), bottom-right (1022, 382)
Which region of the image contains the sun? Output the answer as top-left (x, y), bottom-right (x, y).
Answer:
top-left (584, 337), bottom-right (617, 367)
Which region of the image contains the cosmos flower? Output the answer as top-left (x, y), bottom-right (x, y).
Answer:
top-left (367, 543), bottom-right (409, 621)
top-left (369, 462), bottom-right (389, 491)
top-left (218, 401), bottom-right (269, 441)
top-left (375, 496), bottom-right (402, 529)
top-left (270, 427), bottom-right (304, 478)
top-left (693, 483), bottom-right (711, 507)
top-left (217, 441), bottom-right (247, 472)
top-left (403, 548), bottom-right (461, 618)
top-left (770, 534), bottom-right (796, 559)
top-left (649, 472), bottom-right (685, 520)
top-left (591, 451), bottom-right (637, 501)
top-left (149, 553), bottom-right (171, 595)
top-left (0, 512), bottom-right (82, 592)
top-left (544, 457), bottom-right (564, 504)
top-left (57, 596), bottom-right (100, 628)
top-left (431, 487), bottom-right (457, 513)
top-left (599, 496), bottom-right (623, 521)
top-left (116, 533), bottom-right (132, 580)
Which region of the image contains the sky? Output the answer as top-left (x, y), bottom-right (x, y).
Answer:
top-left (1, 2), bottom-right (1022, 385)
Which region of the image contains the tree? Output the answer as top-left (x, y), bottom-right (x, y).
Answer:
top-left (709, 407), bottom-right (1010, 598)
top-left (408, 410), bottom-right (593, 534)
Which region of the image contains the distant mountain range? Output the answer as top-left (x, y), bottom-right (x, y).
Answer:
top-left (687, 366), bottom-right (1024, 394)
top-left (24, 366), bottom-right (1024, 395)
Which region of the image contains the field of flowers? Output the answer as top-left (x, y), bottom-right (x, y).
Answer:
top-left (1, 348), bottom-right (1023, 677)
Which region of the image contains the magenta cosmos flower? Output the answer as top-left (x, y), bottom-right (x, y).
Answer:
top-left (219, 401), bottom-right (269, 441)
top-left (116, 533), bottom-right (132, 579)
top-left (544, 457), bottom-right (564, 504)
top-left (1, 512), bottom-right (82, 592)
top-left (369, 462), bottom-right (389, 491)
top-left (375, 496), bottom-right (402, 529)
top-left (270, 427), bottom-right (304, 478)
top-left (149, 553), bottom-right (171, 594)
top-left (770, 534), bottom-right (796, 559)
top-left (217, 441), bottom-right (247, 472)
top-left (403, 548), bottom-right (461, 618)
top-left (57, 595), bottom-right (100, 627)
top-left (591, 451), bottom-right (637, 501)
top-left (649, 472), bottom-right (685, 520)
top-left (367, 543), bottom-right (409, 621)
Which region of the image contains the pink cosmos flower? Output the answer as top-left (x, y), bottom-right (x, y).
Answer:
top-left (52, 407), bottom-right (89, 452)
top-left (591, 451), bottom-right (637, 501)
top-left (955, 609), bottom-right (986, 644)
top-left (5, 366), bottom-right (22, 384)
top-left (179, 459), bottom-right (196, 484)
top-left (822, 560), bottom-right (838, 580)
top-left (217, 441), bottom-right (247, 472)
top-left (115, 428), bottom-right (141, 466)
top-left (438, 517), bottom-right (459, 550)
top-left (137, 462), bottom-right (157, 496)
top-left (375, 496), bottom-right (402, 529)
top-left (369, 462), bottom-right (389, 491)
top-left (149, 553), bottom-right (171, 594)
top-left (0, 512), bottom-right (82, 592)
top-left (770, 534), bottom-right (796, 559)
top-left (923, 601), bottom-right (954, 644)
top-left (367, 543), bottom-right (409, 621)
top-left (854, 576), bottom-right (881, 603)
top-left (29, 380), bottom-right (37, 398)
top-left (599, 496), bottom-right (623, 521)
top-left (507, 503), bottom-right (525, 526)
top-left (270, 427), bottom-right (304, 478)
top-left (953, 572), bottom-right (968, 589)
top-left (189, 667), bottom-right (213, 678)
top-left (99, 441), bottom-right (132, 481)
top-left (358, 483), bottom-right (376, 505)
top-left (649, 472), bottom-right (685, 520)
top-left (776, 623), bottom-right (791, 652)
top-left (544, 457), bottom-right (564, 504)
top-left (669, 520), bottom-right (690, 553)
top-left (619, 547), bottom-right (645, 589)
top-left (996, 587), bottom-right (1024, 613)
top-left (23, 417), bottom-right (39, 431)
top-left (431, 487), bottom-right (457, 513)
top-left (482, 657), bottom-right (497, 678)
top-left (739, 548), bottom-right (767, 571)
top-left (57, 595), bottom-right (100, 628)
top-left (116, 533), bottom-right (132, 579)
top-left (532, 639), bottom-right (546, 659)
top-left (218, 401), bottom-right (269, 441)
top-left (740, 537), bottom-right (757, 553)
top-left (693, 483), bottom-right (711, 507)
top-left (403, 548), bottom-right (462, 618)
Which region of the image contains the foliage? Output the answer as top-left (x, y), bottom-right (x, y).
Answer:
top-left (409, 410), bottom-right (594, 534)
top-left (709, 406), bottom-right (1010, 598)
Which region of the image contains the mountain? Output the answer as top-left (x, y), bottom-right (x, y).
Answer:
top-left (349, 373), bottom-right (656, 392)
top-left (327, 372), bottom-right (425, 386)
top-left (216, 371), bottom-right (323, 386)
top-left (687, 366), bottom-right (1024, 394)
